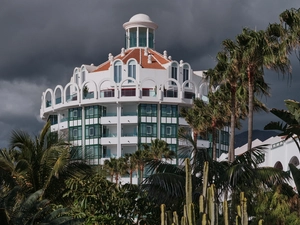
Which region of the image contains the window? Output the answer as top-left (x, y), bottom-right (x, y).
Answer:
top-left (171, 63), bottom-right (177, 85)
top-left (161, 124), bottom-right (177, 138)
top-left (166, 106), bottom-right (172, 115)
top-left (148, 29), bottom-right (154, 48)
top-left (48, 115), bottom-right (58, 125)
top-left (70, 146), bottom-right (82, 160)
top-left (89, 127), bottom-right (94, 136)
top-left (73, 129), bottom-right (78, 137)
top-left (140, 123), bottom-right (157, 137)
top-left (73, 110), bottom-right (77, 118)
top-left (183, 64), bottom-right (189, 87)
top-left (139, 27), bottom-right (147, 47)
top-left (85, 145), bottom-right (100, 159)
top-left (166, 126), bottom-right (172, 135)
top-left (114, 61), bottom-right (122, 83)
top-left (85, 106), bottom-right (100, 119)
top-left (89, 107), bottom-right (94, 116)
top-left (128, 60), bottom-right (136, 83)
top-left (140, 104), bottom-right (157, 117)
top-left (129, 28), bottom-right (137, 47)
top-left (161, 105), bottom-right (177, 117)
top-left (85, 125), bottom-right (101, 139)
top-left (146, 105), bottom-right (151, 113)
top-left (147, 126), bottom-right (152, 134)
top-left (69, 126), bottom-right (82, 141)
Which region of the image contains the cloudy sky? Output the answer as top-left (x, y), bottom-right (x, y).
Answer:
top-left (1, 0), bottom-right (300, 148)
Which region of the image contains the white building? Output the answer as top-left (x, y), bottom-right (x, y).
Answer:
top-left (222, 136), bottom-right (300, 190)
top-left (39, 14), bottom-right (230, 172)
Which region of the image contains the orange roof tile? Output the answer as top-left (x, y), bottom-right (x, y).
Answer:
top-left (92, 48), bottom-right (171, 72)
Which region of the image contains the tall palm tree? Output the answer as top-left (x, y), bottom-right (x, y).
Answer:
top-left (236, 26), bottom-right (290, 150)
top-left (206, 39), bottom-right (269, 162)
top-left (180, 100), bottom-right (209, 143)
top-left (132, 148), bottom-right (149, 185)
top-left (206, 39), bottom-right (245, 162)
top-left (124, 153), bottom-right (138, 185)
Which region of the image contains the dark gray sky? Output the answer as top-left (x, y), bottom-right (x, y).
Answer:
top-left (1, 0), bottom-right (300, 148)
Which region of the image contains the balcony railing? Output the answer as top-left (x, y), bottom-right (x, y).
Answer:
top-left (102, 112), bottom-right (117, 117)
top-left (83, 92), bottom-right (94, 99)
top-left (100, 90), bottom-right (114, 98)
top-left (56, 97), bottom-right (61, 104)
top-left (142, 89), bottom-right (156, 97)
top-left (122, 132), bottom-right (137, 137)
top-left (121, 112), bottom-right (137, 116)
top-left (102, 133), bottom-right (117, 137)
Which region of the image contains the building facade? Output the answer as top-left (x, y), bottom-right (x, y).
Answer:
top-left (40, 14), bottom-right (229, 168)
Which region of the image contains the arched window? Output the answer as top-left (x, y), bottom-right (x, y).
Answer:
top-left (274, 161), bottom-right (283, 170)
top-left (128, 60), bottom-right (136, 83)
top-left (171, 62), bottom-right (177, 85)
top-left (183, 64), bottom-right (189, 87)
top-left (289, 156), bottom-right (300, 167)
top-left (114, 61), bottom-right (122, 83)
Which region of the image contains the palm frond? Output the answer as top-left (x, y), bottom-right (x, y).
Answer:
top-left (289, 163), bottom-right (300, 195)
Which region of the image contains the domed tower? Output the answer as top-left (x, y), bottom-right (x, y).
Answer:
top-left (123, 13), bottom-right (158, 49)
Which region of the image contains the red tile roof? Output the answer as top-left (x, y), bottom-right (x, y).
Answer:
top-left (92, 48), bottom-right (170, 72)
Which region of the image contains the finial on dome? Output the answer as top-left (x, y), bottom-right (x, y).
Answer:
top-left (163, 50), bottom-right (167, 59)
top-left (109, 53), bottom-right (114, 65)
top-left (121, 48), bottom-right (125, 57)
top-left (144, 47), bottom-right (148, 56)
top-left (148, 54), bottom-right (152, 64)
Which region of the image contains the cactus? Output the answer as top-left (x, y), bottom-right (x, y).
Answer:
top-left (223, 200), bottom-right (229, 225)
top-left (173, 211), bottom-right (179, 225)
top-left (161, 204), bottom-right (166, 225)
top-left (236, 192), bottom-right (248, 225)
top-left (159, 159), bottom-right (262, 225)
top-left (208, 184), bottom-right (215, 224)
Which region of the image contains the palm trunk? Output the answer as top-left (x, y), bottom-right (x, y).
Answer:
top-left (110, 172), bottom-right (113, 183)
top-left (193, 131), bottom-right (198, 143)
top-left (247, 68), bottom-right (254, 150)
top-left (129, 170), bottom-right (133, 185)
top-left (212, 127), bottom-right (217, 161)
top-left (140, 166), bottom-right (144, 184)
top-left (115, 173), bottom-right (119, 184)
top-left (229, 86), bottom-right (236, 162)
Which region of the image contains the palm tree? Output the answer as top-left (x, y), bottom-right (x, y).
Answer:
top-left (206, 38), bottom-right (270, 162)
top-left (206, 40), bottom-right (245, 162)
top-left (180, 100), bottom-right (209, 143)
top-left (236, 26), bottom-right (290, 150)
top-left (279, 8), bottom-right (300, 53)
top-left (0, 121), bottom-right (90, 200)
top-left (132, 148), bottom-right (150, 185)
top-left (124, 153), bottom-right (138, 185)
top-left (144, 139), bottom-right (176, 162)
top-left (104, 157), bottom-right (127, 184)
top-left (2, 187), bottom-right (84, 225)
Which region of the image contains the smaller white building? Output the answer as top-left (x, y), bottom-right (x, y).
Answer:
top-left (218, 135), bottom-right (300, 190)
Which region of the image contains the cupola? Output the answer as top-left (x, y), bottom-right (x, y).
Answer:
top-left (123, 13), bottom-right (158, 49)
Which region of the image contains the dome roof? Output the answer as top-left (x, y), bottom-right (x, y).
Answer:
top-left (123, 13), bottom-right (158, 30)
top-left (129, 14), bottom-right (152, 23)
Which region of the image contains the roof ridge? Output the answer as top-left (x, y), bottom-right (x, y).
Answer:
top-left (149, 49), bottom-right (169, 67)
top-left (122, 48), bottom-right (135, 63)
